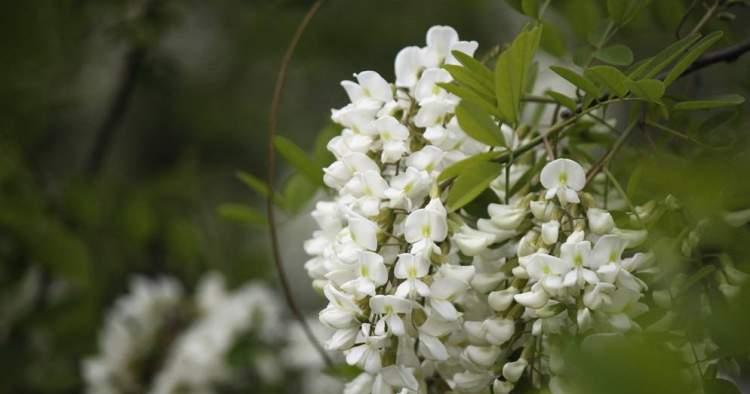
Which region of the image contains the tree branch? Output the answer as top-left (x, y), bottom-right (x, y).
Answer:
top-left (681, 38), bottom-right (750, 78)
top-left (266, 0), bottom-right (332, 367)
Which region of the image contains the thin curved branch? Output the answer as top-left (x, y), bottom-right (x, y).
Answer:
top-left (266, 0), bottom-right (332, 367)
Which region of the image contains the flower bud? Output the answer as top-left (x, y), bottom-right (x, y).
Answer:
top-left (493, 379), bottom-right (514, 394)
top-left (471, 272), bottom-right (506, 293)
top-left (502, 358), bottom-right (528, 382)
top-left (514, 288), bottom-right (548, 309)
top-left (483, 318), bottom-right (515, 345)
top-left (577, 307), bottom-right (593, 332)
top-left (530, 200), bottom-right (559, 221)
top-left (587, 208), bottom-right (614, 234)
top-left (453, 371), bottom-right (493, 392)
top-left (488, 288), bottom-right (518, 312)
top-left (464, 345), bottom-right (500, 368)
top-left (453, 225), bottom-right (495, 256)
top-left (488, 204), bottom-right (527, 230)
top-left (541, 220), bottom-right (560, 245)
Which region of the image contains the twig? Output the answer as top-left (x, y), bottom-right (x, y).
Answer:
top-left (266, 0), bottom-right (332, 367)
top-left (585, 119), bottom-right (637, 187)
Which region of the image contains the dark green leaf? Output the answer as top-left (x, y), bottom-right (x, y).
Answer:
top-left (607, 0), bottom-right (627, 23)
top-left (438, 151), bottom-right (505, 183)
top-left (585, 65), bottom-right (630, 97)
top-left (673, 94), bottom-right (745, 110)
top-left (594, 44), bottom-right (634, 66)
top-left (283, 173), bottom-right (318, 213)
top-left (446, 161), bottom-right (502, 212)
top-left (495, 25), bottom-right (543, 126)
top-left (273, 136), bottom-right (324, 186)
top-left (455, 102), bottom-right (507, 147)
top-left (217, 203), bottom-right (266, 226)
top-left (664, 31), bottom-right (724, 86)
top-left (704, 378), bottom-right (742, 394)
top-left (550, 66), bottom-right (601, 96)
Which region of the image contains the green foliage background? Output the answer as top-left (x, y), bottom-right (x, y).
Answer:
top-left (1, 0), bottom-right (749, 393)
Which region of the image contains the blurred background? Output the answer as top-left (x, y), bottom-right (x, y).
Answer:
top-left (1, 0), bottom-right (749, 393)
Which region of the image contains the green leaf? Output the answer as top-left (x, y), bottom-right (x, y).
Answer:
top-left (550, 66), bottom-right (601, 97)
top-left (495, 25), bottom-right (543, 126)
top-left (626, 79), bottom-right (665, 102)
top-left (451, 50), bottom-right (494, 87)
top-left (664, 31), bottom-right (724, 86)
top-left (607, 0), bottom-right (628, 23)
top-left (237, 170), bottom-right (271, 198)
top-left (273, 136), bottom-right (324, 186)
top-left (704, 378), bottom-right (742, 394)
top-left (283, 173), bottom-right (318, 213)
top-left (541, 22), bottom-right (567, 57)
top-left (594, 44), bottom-right (634, 66)
top-left (673, 94), bottom-right (745, 110)
top-left (585, 65), bottom-right (630, 97)
top-left (218, 203), bottom-right (266, 226)
top-left (522, 0), bottom-right (540, 18)
top-left (545, 90), bottom-right (577, 110)
top-left (628, 33), bottom-right (700, 80)
top-left (439, 83), bottom-right (500, 117)
top-left (446, 161), bottom-right (502, 212)
top-left (443, 64), bottom-right (495, 102)
top-left (508, 158), bottom-right (546, 199)
top-left (438, 151), bottom-right (505, 183)
top-left (455, 102), bottom-right (506, 147)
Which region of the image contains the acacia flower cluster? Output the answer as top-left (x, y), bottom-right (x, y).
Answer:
top-left (83, 274), bottom-right (332, 394)
top-left (305, 26), bottom-right (660, 394)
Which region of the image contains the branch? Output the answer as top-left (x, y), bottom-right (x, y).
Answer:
top-left (84, 0), bottom-right (160, 176)
top-left (681, 38), bottom-right (750, 78)
top-left (265, 0), bottom-right (332, 367)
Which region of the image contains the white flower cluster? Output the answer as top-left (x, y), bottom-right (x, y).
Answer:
top-left (83, 274), bottom-right (331, 394)
top-left (83, 277), bottom-right (183, 394)
top-left (305, 26), bottom-right (657, 393)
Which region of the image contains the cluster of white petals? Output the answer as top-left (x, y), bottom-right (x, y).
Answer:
top-left (305, 25), bottom-right (663, 394)
top-left (83, 274), bottom-right (332, 394)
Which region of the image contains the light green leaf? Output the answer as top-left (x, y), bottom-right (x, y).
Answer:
top-left (594, 44), bottom-right (634, 66)
top-left (550, 66), bottom-right (601, 97)
top-left (522, 0), bottom-right (540, 18)
top-left (673, 94), bottom-right (745, 110)
top-left (664, 31), bottom-right (724, 86)
top-left (626, 79), bottom-right (665, 102)
top-left (439, 83), bottom-right (500, 117)
top-left (438, 151), bottom-right (505, 183)
top-left (446, 161), bottom-right (502, 212)
top-left (273, 136), bottom-right (324, 186)
top-left (495, 25), bottom-right (543, 126)
top-left (218, 203), bottom-right (266, 226)
top-left (541, 22), bottom-right (567, 57)
top-left (545, 90), bottom-right (577, 110)
top-left (628, 33), bottom-right (700, 80)
top-left (455, 102), bottom-right (506, 147)
top-left (443, 64), bottom-right (495, 102)
top-left (585, 65), bottom-right (630, 97)
top-left (451, 50), bottom-right (494, 88)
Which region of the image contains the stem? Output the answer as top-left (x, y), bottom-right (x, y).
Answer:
top-left (266, 0), bottom-right (332, 367)
top-left (681, 38), bottom-right (750, 78)
top-left (687, 0), bottom-right (720, 37)
top-left (585, 119), bottom-right (637, 186)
